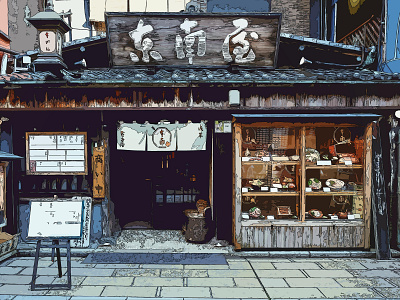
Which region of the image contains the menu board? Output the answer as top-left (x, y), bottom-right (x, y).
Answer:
top-left (27, 200), bottom-right (83, 239)
top-left (26, 132), bottom-right (87, 175)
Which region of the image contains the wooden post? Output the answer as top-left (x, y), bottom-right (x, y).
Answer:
top-left (233, 122), bottom-right (242, 250)
top-left (300, 126), bottom-right (306, 222)
top-left (370, 121), bottom-right (391, 259)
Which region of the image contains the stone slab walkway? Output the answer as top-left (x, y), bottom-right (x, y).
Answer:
top-left (1, 255), bottom-right (400, 299)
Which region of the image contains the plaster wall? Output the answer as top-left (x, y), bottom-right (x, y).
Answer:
top-left (271, 0), bottom-right (310, 37)
top-left (53, 0), bottom-right (90, 42)
top-left (8, 0), bottom-right (40, 52)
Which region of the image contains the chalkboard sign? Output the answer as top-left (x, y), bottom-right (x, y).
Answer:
top-left (27, 200), bottom-right (84, 239)
top-left (26, 132), bottom-right (87, 175)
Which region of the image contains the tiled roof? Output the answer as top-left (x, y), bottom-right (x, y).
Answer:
top-left (62, 68), bottom-right (399, 84)
top-left (0, 71), bottom-right (56, 84)
top-left (0, 68), bottom-right (398, 85)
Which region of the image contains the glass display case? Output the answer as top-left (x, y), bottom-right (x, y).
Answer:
top-left (240, 127), bottom-right (301, 220)
top-left (304, 126), bottom-right (365, 221)
top-left (234, 121), bottom-right (372, 249)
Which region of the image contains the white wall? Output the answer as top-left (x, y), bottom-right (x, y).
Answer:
top-left (53, 0), bottom-right (90, 42)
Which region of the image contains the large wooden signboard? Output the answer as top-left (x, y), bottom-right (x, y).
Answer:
top-left (26, 132), bottom-right (87, 175)
top-left (27, 200), bottom-right (84, 239)
top-left (106, 13), bottom-right (281, 67)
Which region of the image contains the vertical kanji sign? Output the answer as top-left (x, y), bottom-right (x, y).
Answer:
top-left (92, 144), bottom-right (106, 198)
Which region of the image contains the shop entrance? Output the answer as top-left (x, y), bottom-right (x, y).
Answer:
top-left (112, 150), bottom-right (210, 230)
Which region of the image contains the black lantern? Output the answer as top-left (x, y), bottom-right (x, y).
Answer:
top-left (27, 0), bottom-right (71, 74)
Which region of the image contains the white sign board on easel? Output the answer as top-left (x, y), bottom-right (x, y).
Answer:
top-left (27, 201), bottom-right (84, 239)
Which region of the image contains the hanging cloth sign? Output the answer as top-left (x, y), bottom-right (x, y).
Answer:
top-left (177, 121), bottom-right (207, 151)
top-left (147, 122), bottom-right (178, 151)
top-left (117, 122), bottom-right (147, 151)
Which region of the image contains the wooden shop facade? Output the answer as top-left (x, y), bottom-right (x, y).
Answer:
top-left (0, 12), bottom-right (399, 257)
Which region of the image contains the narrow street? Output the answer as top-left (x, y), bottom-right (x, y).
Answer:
top-left (1, 254), bottom-right (400, 299)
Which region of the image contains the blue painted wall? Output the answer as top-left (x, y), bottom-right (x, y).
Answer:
top-left (207, 0), bottom-right (271, 12)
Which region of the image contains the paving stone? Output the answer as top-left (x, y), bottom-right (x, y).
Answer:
top-left (309, 251), bottom-right (352, 258)
top-left (102, 286), bottom-right (156, 297)
top-left (291, 258), bottom-right (333, 262)
top-left (93, 263), bottom-right (140, 269)
top-left (318, 287), bottom-right (379, 298)
top-left (208, 269), bottom-right (255, 278)
top-left (46, 285), bottom-right (105, 296)
top-left (0, 275), bottom-right (32, 284)
top-left (254, 270), bottom-right (306, 278)
top-left (19, 268), bottom-right (66, 276)
top-left (335, 277), bottom-right (395, 287)
top-left (285, 278), bottom-right (341, 287)
top-left (7, 259), bottom-right (52, 268)
top-left (81, 276), bottom-right (134, 286)
top-left (113, 268), bottom-right (160, 277)
top-left (258, 278), bottom-right (288, 287)
top-left (248, 262), bottom-right (275, 270)
top-left (0, 267), bottom-right (23, 275)
top-left (247, 258), bottom-right (292, 263)
top-left (188, 278), bottom-right (235, 287)
top-left (161, 269), bottom-right (208, 278)
top-left (319, 261), bottom-right (367, 270)
top-left (161, 287), bottom-right (211, 298)
top-left (52, 276), bottom-right (86, 286)
top-left (0, 296), bottom-right (15, 300)
top-left (373, 287), bottom-right (400, 298)
top-left (127, 298), bottom-right (182, 300)
top-left (14, 296), bottom-right (69, 300)
top-left (227, 261), bottom-right (252, 269)
top-left (71, 297), bottom-right (126, 300)
top-left (211, 287), bottom-right (267, 298)
top-left (49, 261), bottom-right (96, 269)
top-left (273, 263), bottom-right (321, 270)
top-left (0, 284), bottom-right (47, 296)
top-left (184, 264), bottom-right (229, 269)
top-left (134, 277), bottom-right (183, 286)
top-left (234, 277), bottom-right (263, 287)
top-left (54, 268), bottom-right (114, 277)
top-left (266, 287), bottom-right (324, 298)
top-left (359, 261), bottom-right (400, 270)
top-left (387, 277), bottom-right (400, 287)
top-left (304, 269), bottom-right (354, 278)
top-left (34, 275), bottom-right (59, 285)
top-left (348, 270), bottom-right (400, 278)
top-left (140, 264), bottom-right (183, 269)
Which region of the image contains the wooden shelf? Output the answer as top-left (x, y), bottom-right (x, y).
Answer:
top-left (306, 164), bottom-right (363, 169)
top-left (243, 192), bottom-right (300, 196)
top-left (306, 191), bottom-right (363, 196)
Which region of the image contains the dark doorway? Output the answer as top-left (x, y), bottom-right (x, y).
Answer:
top-left (112, 149), bottom-right (210, 230)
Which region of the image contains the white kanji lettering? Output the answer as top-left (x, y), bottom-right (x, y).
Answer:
top-left (129, 19), bottom-right (163, 63)
top-left (222, 18), bottom-right (258, 63)
top-left (175, 18), bottom-right (206, 65)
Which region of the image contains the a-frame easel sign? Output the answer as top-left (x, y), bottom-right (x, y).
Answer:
top-left (27, 200), bottom-right (84, 290)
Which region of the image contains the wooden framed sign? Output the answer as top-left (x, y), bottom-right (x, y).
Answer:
top-left (106, 12), bottom-right (281, 68)
top-left (26, 132), bottom-right (87, 175)
top-left (27, 200), bottom-right (84, 239)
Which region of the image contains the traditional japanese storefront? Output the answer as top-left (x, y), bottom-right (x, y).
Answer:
top-left (0, 11), bottom-right (397, 256)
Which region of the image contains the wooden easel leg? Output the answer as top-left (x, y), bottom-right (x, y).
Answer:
top-left (66, 240), bottom-right (71, 289)
top-left (55, 240), bottom-right (62, 278)
top-left (51, 240), bottom-right (55, 262)
top-left (31, 240), bottom-right (41, 291)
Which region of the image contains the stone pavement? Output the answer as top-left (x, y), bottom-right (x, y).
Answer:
top-left (1, 255), bottom-right (400, 299)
